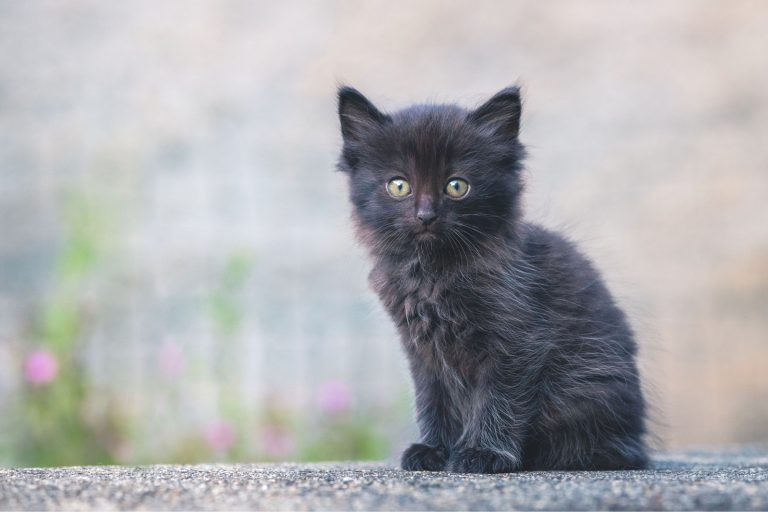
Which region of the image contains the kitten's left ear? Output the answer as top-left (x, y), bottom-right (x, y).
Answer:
top-left (469, 86), bottom-right (522, 138)
top-left (338, 86), bottom-right (389, 143)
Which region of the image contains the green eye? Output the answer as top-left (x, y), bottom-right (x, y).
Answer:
top-left (445, 178), bottom-right (470, 198)
top-left (387, 178), bottom-right (411, 198)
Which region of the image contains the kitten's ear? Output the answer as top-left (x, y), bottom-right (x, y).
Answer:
top-left (338, 86), bottom-right (389, 142)
top-left (469, 86), bottom-right (522, 138)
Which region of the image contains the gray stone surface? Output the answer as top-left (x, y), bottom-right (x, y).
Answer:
top-left (1, 449), bottom-right (767, 511)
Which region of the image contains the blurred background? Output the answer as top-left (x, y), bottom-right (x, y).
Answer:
top-left (1, 0), bottom-right (766, 467)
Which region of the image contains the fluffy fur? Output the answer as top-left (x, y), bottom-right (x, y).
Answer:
top-left (336, 86), bottom-right (648, 473)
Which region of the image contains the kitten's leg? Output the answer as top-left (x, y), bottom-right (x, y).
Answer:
top-left (401, 374), bottom-right (460, 471)
top-left (446, 366), bottom-right (534, 474)
top-left (530, 375), bottom-right (648, 470)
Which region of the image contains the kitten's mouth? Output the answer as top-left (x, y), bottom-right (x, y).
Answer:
top-left (414, 227), bottom-right (439, 240)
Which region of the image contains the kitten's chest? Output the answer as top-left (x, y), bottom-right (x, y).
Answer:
top-left (370, 260), bottom-right (477, 362)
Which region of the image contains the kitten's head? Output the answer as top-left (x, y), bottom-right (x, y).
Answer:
top-left (337, 86), bottom-right (526, 261)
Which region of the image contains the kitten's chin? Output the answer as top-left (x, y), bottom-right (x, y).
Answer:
top-left (413, 231), bottom-right (447, 254)
top-left (414, 230), bottom-right (440, 243)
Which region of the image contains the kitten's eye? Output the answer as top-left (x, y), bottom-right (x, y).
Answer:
top-left (386, 178), bottom-right (412, 198)
top-left (445, 178), bottom-right (470, 199)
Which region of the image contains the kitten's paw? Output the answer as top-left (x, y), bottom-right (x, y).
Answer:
top-left (446, 448), bottom-right (521, 474)
top-left (401, 443), bottom-right (447, 471)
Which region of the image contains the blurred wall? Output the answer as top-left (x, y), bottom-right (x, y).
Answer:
top-left (1, 0), bottom-right (767, 465)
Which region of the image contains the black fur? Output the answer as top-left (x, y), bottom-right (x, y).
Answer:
top-left (337, 86), bottom-right (648, 473)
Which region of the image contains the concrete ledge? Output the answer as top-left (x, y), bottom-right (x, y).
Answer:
top-left (1, 449), bottom-right (767, 510)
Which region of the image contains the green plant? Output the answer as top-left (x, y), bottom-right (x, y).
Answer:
top-left (15, 194), bottom-right (126, 467)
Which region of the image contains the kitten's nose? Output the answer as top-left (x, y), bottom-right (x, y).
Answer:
top-left (416, 196), bottom-right (437, 225)
top-left (417, 209), bottom-right (437, 225)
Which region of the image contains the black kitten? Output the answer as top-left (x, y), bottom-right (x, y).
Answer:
top-left (337, 86), bottom-right (648, 473)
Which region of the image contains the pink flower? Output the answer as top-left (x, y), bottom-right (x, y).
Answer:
top-left (317, 380), bottom-right (351, 414)
top-left (203, 421), bottom-right (236, 453)
top-left (261, 425), bottom-right (296, 458)
top-left (24, 350), bottom-right (59, 386)
top-left (158, 341), bottom-right (185, 378)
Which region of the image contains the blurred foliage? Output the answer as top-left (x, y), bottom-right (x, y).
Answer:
top-left (15, 194), bottom-right (125, 466)
top-left (301, 412), bottom-right (389, 462)
top-left (8, 197), bottom-right (403, 467)
top-left (207, 251), bottom-right (254, 337)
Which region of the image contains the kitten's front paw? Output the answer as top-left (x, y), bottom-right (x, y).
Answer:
top-left (446, 448), bottom-right (521, 474)
top-left (401, 443), bottom-right (447, 471)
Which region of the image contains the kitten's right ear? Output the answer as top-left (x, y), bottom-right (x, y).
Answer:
top-left (338, 86), bottom-right (389, 143)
